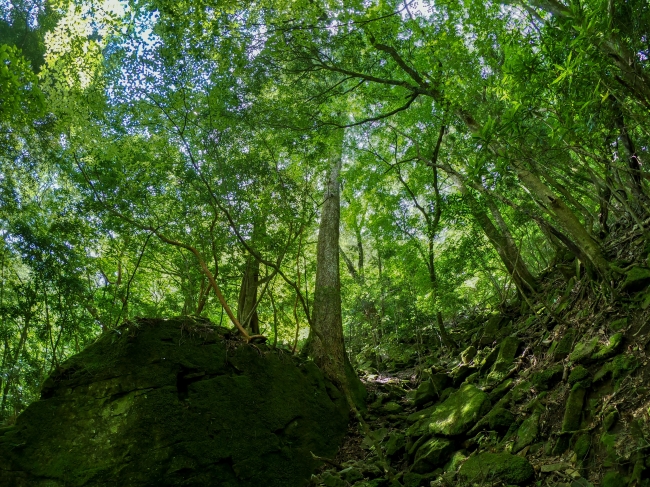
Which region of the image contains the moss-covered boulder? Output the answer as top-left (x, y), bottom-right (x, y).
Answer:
top-left (411, 437), bottom-right (454, 473)
top-left (458, 452), bottom-right (534, 485)
top-left (531, 364), bottom-right (563, 391)
top-left (569, 337), bottom-right (600, 364)
top-left (622, 266), bottom-right (650, 292)
top-left (412, 372), bottom-right (451, 407)
top-left (591, 333), bottom-right (624, 361)
top-left (460, 346), bottom-right (477, 364)
top-left (0, 318), bottom-right (349, 487)
top-left (486, 336), bottom-right (520, 384)
top-left (512, 411), bottom-right (540, 453)
top-left (408, 384), bottom-right (490, 437)
top-left (562, 383), bottom-right (587, 432)
top-left (554, 329), bottom-right (577, 361)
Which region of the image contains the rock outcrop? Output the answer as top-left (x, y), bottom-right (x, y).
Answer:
top-left (0, 318), bottom-right (349, 487)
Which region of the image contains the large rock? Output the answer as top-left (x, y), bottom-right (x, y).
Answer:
top-left (411, 437), bottom-right (454, 473)
top-left (486, 336), bottom-right (520, 384)
top-left (0, 318), bottom-right (349, 487)
top-left (408, 384), bottom-right (490, 437)
top-left (459, 452), bottom-right (534, 485)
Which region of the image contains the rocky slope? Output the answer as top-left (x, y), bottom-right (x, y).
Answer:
top-left (311, 264), bottom-right (650, 487)
top-left (0, 317), bottom-right (349, 487)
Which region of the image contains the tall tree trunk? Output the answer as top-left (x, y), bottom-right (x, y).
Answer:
top-left (237, 254), bottom-right (260, 334)
top-left (309, 133), bottom-right (347, 385)
top-left (237, 222), bottom-right (262, 334)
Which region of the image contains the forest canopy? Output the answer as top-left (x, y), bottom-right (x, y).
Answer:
top-left (1, 0), bottom-right (650, 420)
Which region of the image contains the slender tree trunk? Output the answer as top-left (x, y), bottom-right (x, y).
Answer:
top-left (308, 132), bottom-right (347, 385)
top-left (238, 255), bottom-right (260, 334)
top-left (511, 165), bottom-right (610, 278)
top-left (443, 166), bottom-right (538, 297)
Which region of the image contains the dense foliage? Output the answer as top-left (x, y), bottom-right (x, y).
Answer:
top-left (1, 0), bottom-right (649, 421)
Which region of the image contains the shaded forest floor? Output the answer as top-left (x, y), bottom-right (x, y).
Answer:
top-left (312, 222), bottom-right (650, 487)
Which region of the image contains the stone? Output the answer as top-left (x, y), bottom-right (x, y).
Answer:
top-left (594, 353), bottom-right (638, 383)
top-left (488, 407), bottom-right (515, 432)
top-left (458, 452), bottom-right (534, 485)
top-left (512, 412), bottom-right (540, 453)
top-left (603, 410), bottom-right (619, 432)
top-left (540, 462), bottom-right (571, 473)
top-left (609, 317), bottom-right (628, 331)
top-left (569, 337), bottom-right (599, 364)
top-left (602, 471), bottom-right (627, 487)
top-left (322, 472), bottom-right (346, 487)
top-left (468, 406), bottom-right (514, 435)
top-left (622, 266), bottom-right (650, 292)
top-left (568, 365), bottom-right (589, 385)
top-left (531, 364), bottom-right (564, 391)
top-left (384, 433), bottom-right (405, 458)
top-left (444, 450), bottom-right (467, 472)
top-left (487, 336), bottom-right (520, 384)
top-left (413, 380), bottom-right (439, 408)
top-left (562, 383), bottom-right (587, 432)
top-left (382, 401), bottom-right (403, 414)
top-left (339, 467), bottom-right (364, 483)
top-left (554, 329), bottom-right (577, 361)
top-left (479, 346), bottom-right (500, 373)
top-left (411, 384), bottom-right (491, 437)
top-left (460, 346), bottom-right (477, 364)
top-left (411, 437), bottom-right (454, 473)
top-left (489, 378), bottom-right (513, 402)
top-left (479, 314), bottom-right (504, 346)
top-left (451, 365), bottom-right (475, 387)
top-left (591, 333), bottom-right (624, 361)
top-left (0, 318), bottom-right (348, 487)
top-left (572, 433), bottom-right (591, 462)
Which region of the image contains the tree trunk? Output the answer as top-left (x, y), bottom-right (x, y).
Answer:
top-left (237, 254), bottom-right (260, 334)
top-left (443, 166), bottom-right (538, 298)
top-left (237, 221), bottom-right (263, 334)
top-left (309, 133), bottom-right (347, 386)
top-left (512, 165), bottom-right (610, 278)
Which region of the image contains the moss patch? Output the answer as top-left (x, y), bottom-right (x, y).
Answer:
top-left (411, 437), bottom-right (454, 473)
top-left (562, 383), bottom-right (587, 432)
top-left (458, 452), bottom-right (534, 485)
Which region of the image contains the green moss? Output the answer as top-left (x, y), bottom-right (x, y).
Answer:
top-left (428, 384), bottom-right (491, 436)
top-left (531, 364), bottom-right (563, 391)
top-left (0, 318), bottom-right (349, 487)
top-left (622, 266), bottom-right (650, 292)
top-left (602, 471), bottom-right (627, 487)
top-left (572, 433), bottom-right (591, 462)
top-left (489, 378), bottom-right (513, 403)
top-left (411, 437), bottom-right (454, 473)
top-left (460, 346), bottom-right (477, 364)
top-left (487, 407), bottom-right (515, 432)
top-left (458, 452), bottom-right (534, 485)
top-left (444, 450), bottom-right (467, 473)
top-left (569, 337), bottom-right (599, 363)
top-left (609, 317), bottom-right (628, 331)
top-left (568, 365), bottom-right (589, 385)
top-left (487, 337), bottom-right (520, 384)
top-left (562, 384), bottom-right (586, 432)
top-left (554, 329), bottom-right (577, 361)
top-left (594, 354), bottom-right (639, 385)
top-left (591, 333), bottom-right (624, 361)
top-left (512, 412), bottom-right (540, 453)
top-left (384, 433), bottom-right (405, 458)
top-left (603, 410), bottom-right (619, 432)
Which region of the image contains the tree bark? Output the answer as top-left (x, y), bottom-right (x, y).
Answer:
top-left (308, 130), bottom-right (347, 386)
top-left (238, 254), bottom-right (260, 334)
